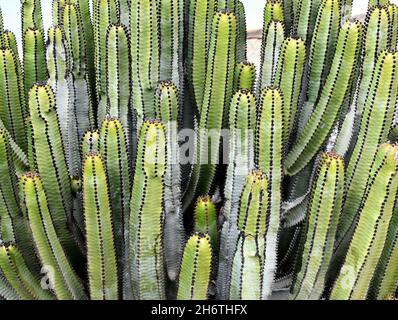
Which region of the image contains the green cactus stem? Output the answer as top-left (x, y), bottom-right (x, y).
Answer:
top-left (368, 0), bottom-right (390, 8)
top-left (0, 47), bottom-right (27, 152)
top-left (81, 129), bottom-right (100, 155)
top-left (194, 196), bottom-right (218, 252)
top-left (52, 0), bottom-right (66, 25)
top-left (23, 28), bottom-right (48, 99)
top-left (187, 0), bottom-right (216, 112)
top-left (21, 0), bottom-right (44, 36)
top-left (234, 62), bottom-right (256, 92)
top-left (274, 38), bottom-right (306, 143)
top-left (103, 24), bottom-right (131, 129)
top-left (389, 4), bottom-right (398, 48)
top-left (20, 172), bottom-right (86, 300)
top-left (63, 3), bottom-right (94, 137)
top-left (282, 0), bottom-right (295, 33)
top-left (184, 10), bottom-right (237, 207)
top-left (0, 244), bottom-right (54, 300)
top-left (290, 153), bottom-right (344, 300)
top-left (154, 81), bottom-right (184, 282)
top-left (83, 153), bottom-right (118, 300)
top-left (330, 144), bottom-right (398, 300)
top-left (129, 120), bottom-right (166, 300)
top-left (262, 0), bottom-right (284, 33)
top-left (177, 233), bottom-right (212, 300)
top-left (2, 30), bottom-right (19, 57)
top-left (217, 89), bottom-right (255, 299)
top-left (130, 0), bottom-right (159, 125)
top-left (99, 117), bottom-right (130, 279)
top-left (119, 0), bottom-right (130, 28)
top-left (340, 0), bottom-right (353, 20)
top-left (28, 84), bottom-right (78, 259)
top-left (285, 21), bottom-right (362, 176)
top-left (294, 0), bottom-right (323, 44)
top-left (337, 50), bottom-right (398, 247)
top-left (229, 170), bottom-right (268, 299)
top-left (258, 20), bottom-right (285, 94)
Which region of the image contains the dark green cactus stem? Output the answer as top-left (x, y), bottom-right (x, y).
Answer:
top-left (177, 233), bottom-right (212, 300)
top-left (234, 62), bottom-right (256, 92)
top-left (103, 24), bottom-right (131, 129)
top-left (130, 0), bottom-right (159, 125)
top-left (28, 84), bottom-right (78, 259)
top-left (256, 88), bottom-right (283, 298)
top-left (3, 31), bottom-right (19, 57)
top-left (217, 89), bottom-right (255, 299)
top-left (285, 21), bottom-right (362, 176)
top-left (184, 10), bottom-right (237, 207)
top-left (83, 153), bottom-right (119, 300)
top-left (159, 0), bottom-right (184, 90)
top-left (81, 129), bottom-right (100, 155)
top-left (0, 244), bottom-right (54, 300)
top-left (99, 117), bottom-right (130, 280)
top-left (369, 200), bottom-right (398, 300)
top-left (258, 20), bottom-right (285, 94)
top-left (154, 81), bottom-right (184, 282)
top-left (0, 47), bottom-right (27, 152)
top-left (21, 0), bottom-right (44, 35)
top-left (331, 144), bottom-right (398, 300)
top-left (47, 26), bottom-right (80, 178)
top-left (274, 38), bottom-right (306, 143)
top-left (187, 0), bottom-right (216, 112)
top-left (194, 196), bottom-right (218, 252)
top-left (337, 50), bottom-right (398, 247)
top-left (290, 153), bottom-right (344, 300)
top-left (282, 0), bottom-right (295, 32)
top-left (63, 2), bottom-right (94, 137)
top-left (20, 172), bottom-right (86, 300)
top-left (23, 28), bottom-right (48, 99)
top-left (129, 120), bottom-right (166, 300)
top-left (93, 0), bottom-right (119, 117)
top-left (294, 0), bottom-right (322, 44)
top-left (229, 170), bottom-right (268, 299)
top-left (306, 0), bottom-right (340, 106)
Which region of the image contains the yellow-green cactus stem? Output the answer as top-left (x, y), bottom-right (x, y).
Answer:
top-left (20, 172), bottom-right (86, 300)
top-left (46, 26), bottom-right (81, 178)
top-left (130, 0), bottom-right (160, 125)
top-left (340, 0), bottom-right (353, 20)
top-left (28, 84), bottom-right (78, 258)
top-left (184, 11), bottom-right (237, 207)
top-left (23, 28), bottom-right (48, 99)
top-left (63, 3), bottom-right (94, 137)
top-left (194, 196), bottom-right (218, 252)
top-left (256, 88), bottom-right (283, 298)
top-left (52, 0), bottom-right (66, 25)
top-left (104, 24), bottom-right (131, 129)
top-left (290, 153), bottom-right (344, 300)
top-left (154, 81), bottom-right (184, 282)
top-left (306, 0), bottom-right (340, 106)
top-left (369, 0), bottom-right (390, 8)
top-left (119, 0), bottom-right (130, 28)
top-left (0, 47), bottom-right (27, 152)
top-left (389, 4), bottom-right (398, 48)
top-left (294, 0), bottom-right (323, 44)
top-left (0, 244), bottom-right (54, 300)
top-left (0, 7), bottom-right (3, 42)
top-left (234, 61), bottom-right (256, 92)
top-left (337, 51), bottom-right (398, 247)
top-left (83, 153), bottom-right (119, 300)
top-left (262, 0), bottom-right (284, 33)
top-left (93, 0), bottom-right (119, 118)
top-left (187, 0), bottom-right (217, 112)
top-left (129, 120), bottom-right (166, 300)
top-left (21, 0), bottom-right (44, 36)
top-left (258, 20), bottom-right (285, 94)
top-left (99, 117), bottom-right (131, 278)
top-left (81, 129), bottom-right (100, 156)
top-left (217, 89), bottom-right (256, 299)
top-left (274, 38), bottom-right (306, 143)
top-left (285, 21), bottom-right (362, 176)
top-left (159, 0), bottom-right (184, 90)
top-left (177, 233), bottom-right (212, 300)
top-left (2, 30), bottom-right (19, 57)
top-left (331, 144), bottom-right (398, 300)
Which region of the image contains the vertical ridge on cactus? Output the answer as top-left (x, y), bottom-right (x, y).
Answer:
top-left (294, 0), bottom-right (323, 44)
top-left (234, 62), bottom-right (256, 92)
top-left (129, 120), bottom-right (166, 300)
top-left (177, 233), bottom-right (212, 300)
top-left (290, 153), bottom-right (344, 300)
top-left (331, 144), bottom-right (398, 300)
top-left (20, 172), bottom-right (86, 300)
top-left (83, 153), bottom-right (119, 300)
top-left (21, 0), bottom-right (44, 36)
top-left (81, 129), bottom-right (100, 156)
top-left (194, 196), bottom-right (218, 252)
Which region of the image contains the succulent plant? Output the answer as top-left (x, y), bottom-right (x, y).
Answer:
top-left (0, 0), bottom-right (397, 301)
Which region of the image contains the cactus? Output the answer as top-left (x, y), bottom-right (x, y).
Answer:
top-left (234, 62), bottom-right (256, 92)
top-left (82, 153), bottom-right (118, 300)
top-left (129, 120), bottom-right (166, 300)
top-left (194, 196), bottom-right (218, 252)
top-left (177, 233), bottom-right (212, 300)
